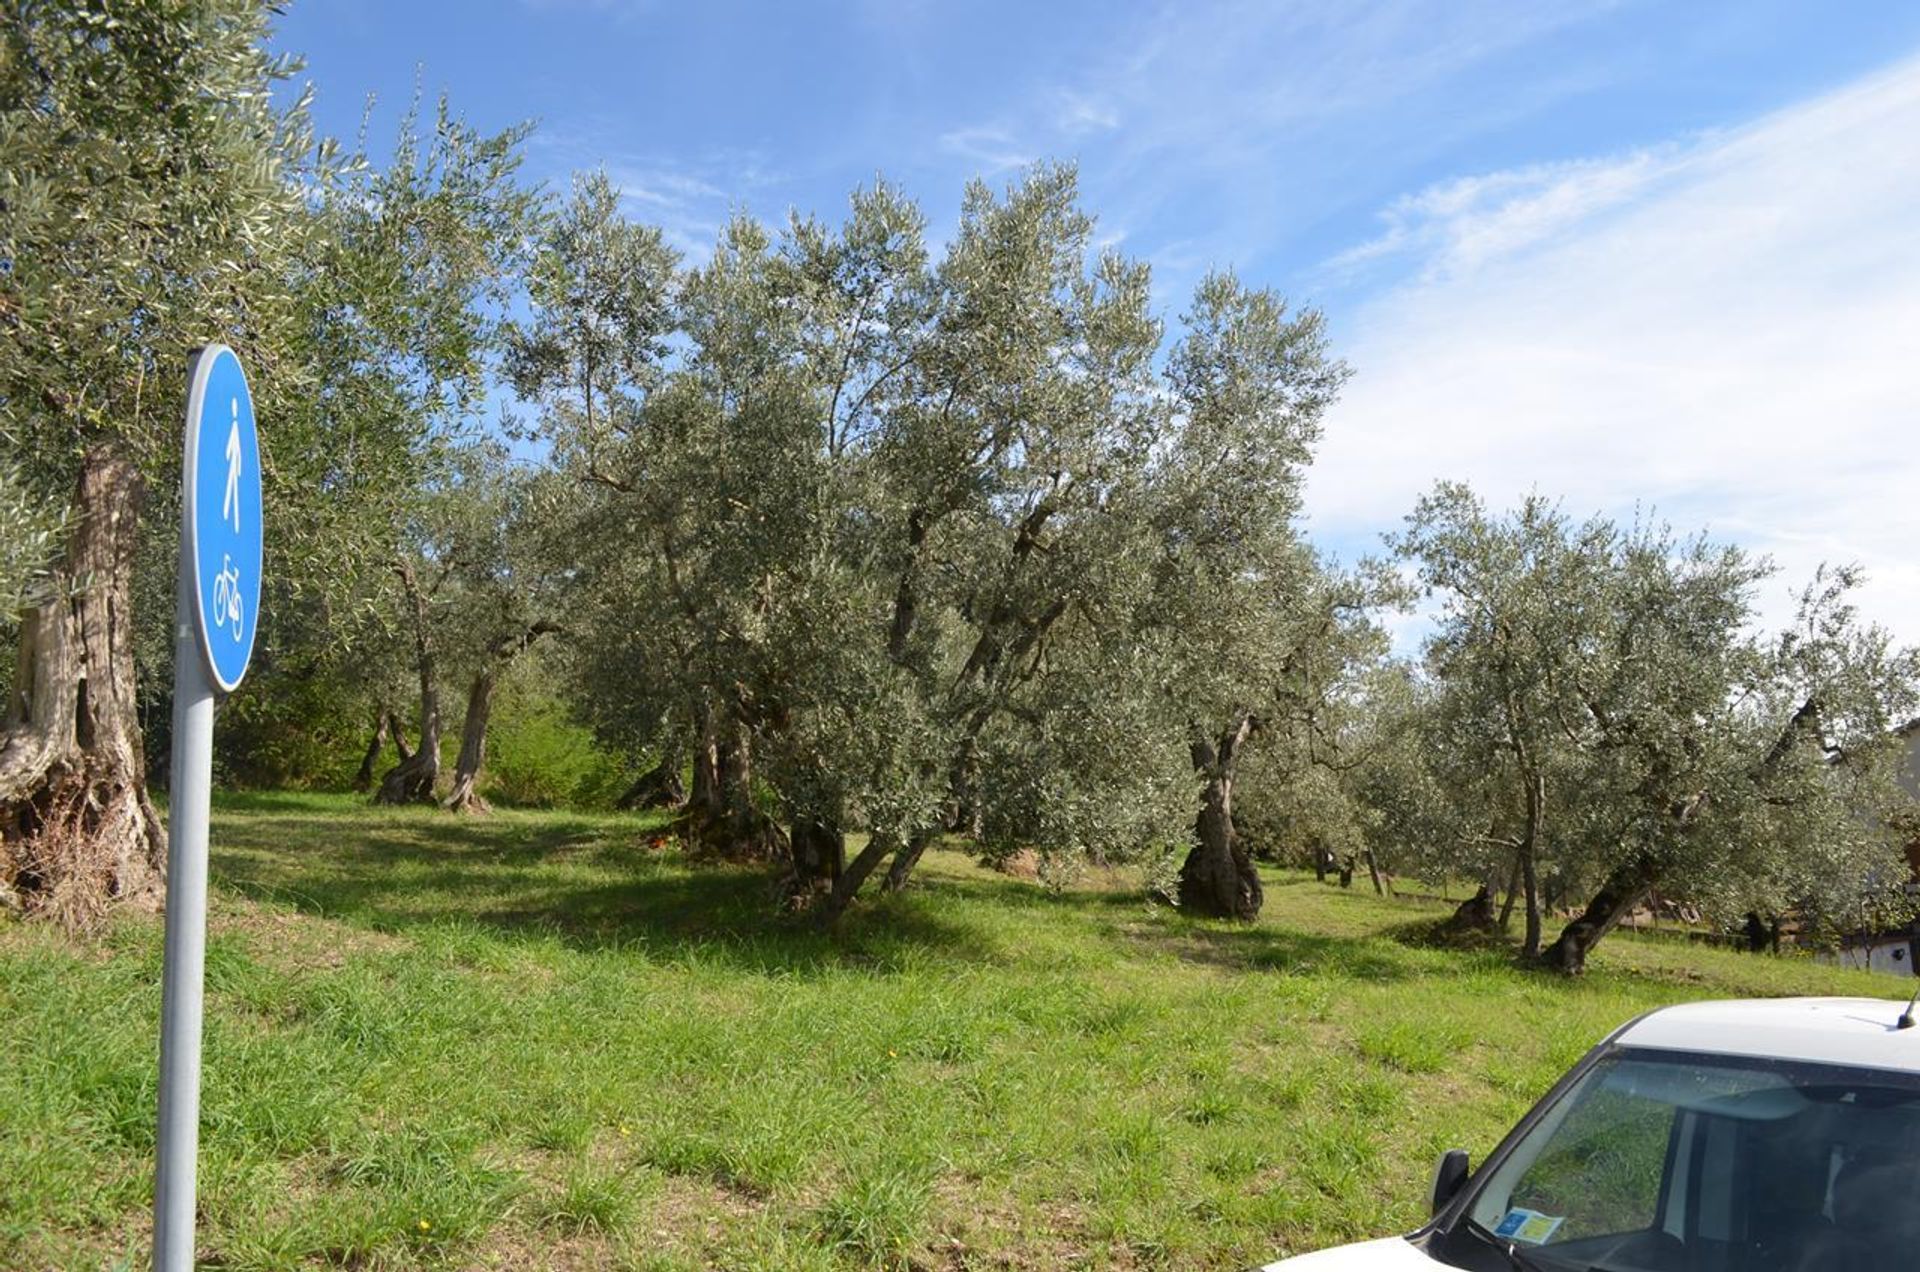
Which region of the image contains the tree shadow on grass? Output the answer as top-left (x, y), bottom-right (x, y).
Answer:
top-left (206, 810), bottom-right (1011, 974)
top-left (203, 803), bottom-right (1521, 985)
top-left (1137, 917), bottom-right (1436, 982)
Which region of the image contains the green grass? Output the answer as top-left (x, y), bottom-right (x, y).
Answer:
top-left (1, 793), bottom-right (1907, 1270)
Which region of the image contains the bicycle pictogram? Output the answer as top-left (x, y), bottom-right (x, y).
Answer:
top-left (211, 554), bottom-right (244, 641)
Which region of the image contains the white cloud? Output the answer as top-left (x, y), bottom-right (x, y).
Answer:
top-left (1323, 147), bottom-right (1687, 281)
top-left (609, 168), bottom-right (725, 208)
top-left (1054, 90), bottom-right (1120, 136)
top-left (1307, 52), bottom-right (1920, 642)
top-left (937, 125), bottom-right (1035, 173)
top-left (952, 1), bottom-right (1618, 308)
top-left (601, 164), bottom-right (725, 257)
top-left (525, 124), bottom-right (791, 260)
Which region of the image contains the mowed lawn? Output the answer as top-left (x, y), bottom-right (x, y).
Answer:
top-left (2, 795), bottom-right (1905, 1271)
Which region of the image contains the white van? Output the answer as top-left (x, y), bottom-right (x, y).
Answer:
top-left (1262, 998), bottom-right (1920, 1271)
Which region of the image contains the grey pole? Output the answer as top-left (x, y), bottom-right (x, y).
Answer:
top-left (154, 525), bottom-right (216, 1271)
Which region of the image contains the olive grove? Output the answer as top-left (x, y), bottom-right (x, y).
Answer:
top-left (523, 167), bottom-right (1352, 918)
top-left (7, 0), bottom-right (1917, 967)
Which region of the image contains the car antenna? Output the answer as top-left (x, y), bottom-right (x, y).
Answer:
top-left (1897, 982), bottom-right (1920, 1030)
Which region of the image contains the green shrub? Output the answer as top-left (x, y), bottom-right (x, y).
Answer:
top-left (483, 677), bottom-right (624, 809)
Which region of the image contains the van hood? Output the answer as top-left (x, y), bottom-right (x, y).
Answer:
top-left (1259, 1235), bottom-right (1435, 1270)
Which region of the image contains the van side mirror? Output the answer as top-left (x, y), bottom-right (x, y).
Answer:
top-left (1430, 1148), bottom-right (1470, 1216)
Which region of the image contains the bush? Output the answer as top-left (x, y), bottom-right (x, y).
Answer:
top-left (482, 677), bottom-right (625, 809)
top-left (210, 665), bottom-right (371, 790)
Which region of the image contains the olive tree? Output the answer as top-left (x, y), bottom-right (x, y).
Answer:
top-left (1, 0), bottom-right (321, 922)
top-left (374, 447), bottom-right (566, 812)
top-left (1539, 561), bottom-right (1920, 973)
top-left (1397, 484), bottom-right (1920, 972)
top-left (0, 1), bottom-right (539, 920)
top-left (503, 171), bottom-right (684, 802)
top-left (1392, 486), bottom-right (1614, 954)
top-left (523, 164), bottom-right (1369, 921)
top-left (1140, 277), bottom-right (1350, 918)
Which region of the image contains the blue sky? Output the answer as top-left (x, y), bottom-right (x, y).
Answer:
top-left (273, 1), bottom-right (1920, 641)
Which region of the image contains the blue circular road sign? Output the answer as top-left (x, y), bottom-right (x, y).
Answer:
top-left (182, 345), bottom-right (262, 692)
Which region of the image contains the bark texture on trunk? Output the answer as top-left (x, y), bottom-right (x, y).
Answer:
top-left (1540, 856), bottom-right (1659, 974)
top-left (1176, 715), bottom-right (1263, 920)
top-left (1520, 847), bottom-right (1542, 958)
top-left (1520, 770), bottom-right (1545, 958)
top-left (375, 708), bottom-right (438, 803)
top-left (946, 735), bottom-right (983, 840)
top-left (1497, 854), bottom-right (1522, 929)
top-left (1542, 791), bottom-right (1704, 972)
top-left (0, 450), bottom-right (165, 926)
top-left (375, 558), bottom-right (441, 805)
top-left (689, 720), bottom-right (721, 822)
top-left (442, 620), bottom-right (560, 814)
top-left (352, 711), bottom-right (392, 792)
top-left (677, 720), bottom-right (784, 860)
top-left (881, 834), bottom-right (931, 893)
top-left (440, 669), bottom-right (499, 814)
top-left (821, 830), bottom-right (930, 923)
top-left (783, 816), bottom-right (845, 907)
top-left (616, 754), bottom-right (687, 811)
top-left (1438, 883), bottom-right (1498, 937)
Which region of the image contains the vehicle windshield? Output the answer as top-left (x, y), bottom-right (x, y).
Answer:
top-left (1461, 1047), bottom-right (1920, 1271)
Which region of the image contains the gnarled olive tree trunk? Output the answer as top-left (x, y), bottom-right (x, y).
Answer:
top-left (688, 717), bottom-right (721, 823)
top-left (1177, 714), bottom-right (1263, 920)
top-left (375, 558), bottom-right (440, 804)
top-left (352, 708), bottom-right (409, 792)
top-left (1496, 853), bottom-right (1522, 928)
top-left (882, 833), bottom-right (931, 892)
top-left (441, 620), bottom-right (560, 814)
top-left (1438, 883), bottom-right (1498, 938)
top-left (440, 670), bottom-right (499, 814)
top-left (946, 735), bottom-right (983, 840)
top-left (616, 752), bottom-right (687, 811)
top-left (0, 449), bottom-right (165, 926)
top-left (822, 830), bottom-right (931, 923)
top-left (1540, 856), bottom-right (1660, 975)
top-left (783, 815), bottom-right (845, 906)
top-left (1542, 790), bottom-right (1711, 973)
top-left (353, 712), bottom-right (390, 793)
top-left (1519, 769), bottom-right (1545, 957)
top-left (676, 715), bottom-right (784, 859)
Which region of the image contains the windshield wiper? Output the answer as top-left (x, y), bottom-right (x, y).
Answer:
top-left (1464, 1219), bottom-right (1554, 1272)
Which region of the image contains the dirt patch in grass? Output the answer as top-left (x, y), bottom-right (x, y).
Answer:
top-left (462, 1224), bottom-right (626, 1270)
top-left (210, 891), bottom-right (412, 969)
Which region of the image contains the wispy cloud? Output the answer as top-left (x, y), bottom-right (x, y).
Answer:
top-left (609, 168), bottom-right (725, 208)
top-left (937, 125), bottom-right (1035, 174)
top-left (921, 1), bottom-right (1621, 306)
top-left (1053, 90), bottom-right (1120, 136)
top-left (1307, 52), bottom-right (1920, 640)
top-left (527, 126), bottom-right (788, 258)
top-left (1322, 146), bottom-right (1688, 282)
top-left (596, 163), bottom-right (732, 255)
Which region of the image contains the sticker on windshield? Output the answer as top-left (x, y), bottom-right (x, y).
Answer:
top-left (1493, 1208), bottom-right (1565, 1245)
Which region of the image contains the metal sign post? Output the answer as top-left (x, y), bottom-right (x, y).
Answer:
top-left (155, 345), bottom-right (261, 1272)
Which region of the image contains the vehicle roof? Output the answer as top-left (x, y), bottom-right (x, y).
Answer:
top-left (1619, 997), bottom-right (1920, 1073)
